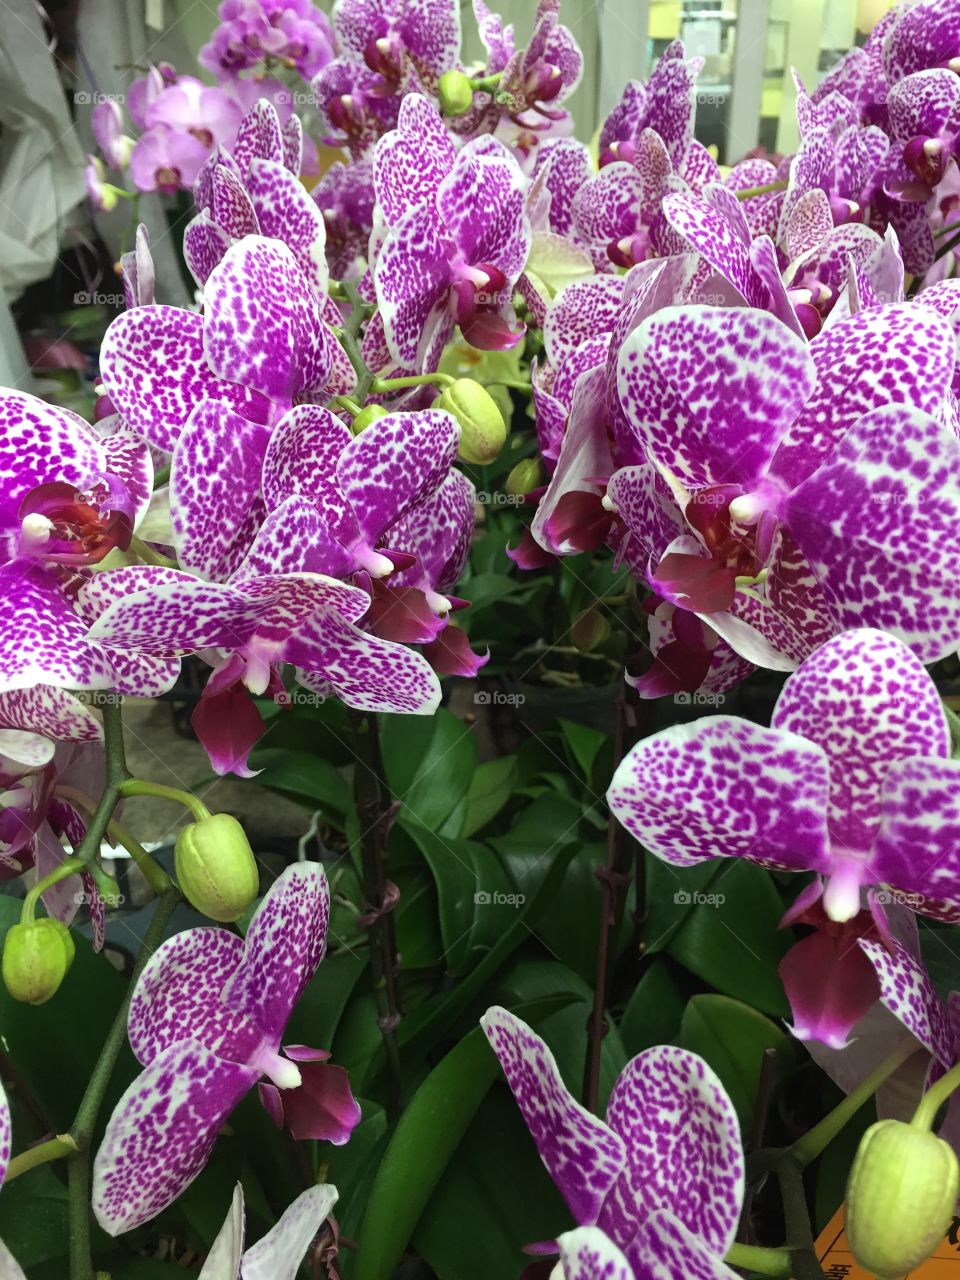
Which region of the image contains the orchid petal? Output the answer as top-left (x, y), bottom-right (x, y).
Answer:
top-left (242, 1183), bottom-right (339, 1280)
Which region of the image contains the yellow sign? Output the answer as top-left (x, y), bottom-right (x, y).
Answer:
top-left (815, 1207), bottom-right (960, 1276)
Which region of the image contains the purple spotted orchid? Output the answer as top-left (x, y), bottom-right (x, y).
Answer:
top-left (598, 42), bottom-right (705, 173)
top-left (611, 300), bottom-right (960, 670)
top-left (313, 0), bottom-right (460, 156)
top-left (93, 862), bottom-right (360, 1235)
top-left (373, 94), bottom-right (532, 367)
top-left (194, 1181), bottom-right (338, 1279)
top-left (482, 1007), bottom-right (744, 1278)
top-left (609, 628), bottom-right (960, 928)
top-left (0, 1082), bottom-right (24, 1280)
top-left (198, 0), bottom-right (335, 82)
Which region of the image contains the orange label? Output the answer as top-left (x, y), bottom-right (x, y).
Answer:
top-left (815, 1206), bottom-right (960, 1276)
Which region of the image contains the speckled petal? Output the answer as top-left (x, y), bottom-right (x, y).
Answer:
top-left (784, 405), bottom-right (960, 662)
top-left (99, 307), bottom-right (269, 453)
top-left (438, 146), bottom-right (531, 281)
top-left (0, 391), bottom-right (102, 534)
top-left (128, 927), bottom-right (263, 1068)
top-left (544, 274), bottom-right (625, 367)
top-left (233, 99), bottom-right (284, 173)
top-left (602, 1046), bottom-right (743, 1254)
top-left (92, 1041), bottom-right (258, 1235)
top-left (556, 1227), bottom-right (632, 1280)
top-left (618, 306), bottom-right (815, 490)
top-left (0, 563), bottom-right (115, 693)
top-left (662, 190), bottom-right (766, 308)
top-left (0, 687), bottom-right (102, 743)
top-left (183, 212), bottom-right (234, 289)
top-left (771, 305), bottom-right (956, 489)
top-left (288, 612), bottom-right (443, 714)
top-left (211, 165), bottom-right (259, 240)
top-left (171, 401), bottom-right (271, 581)
top-left (0, 1079), bottom-right (9, 1187)
top-left (220, 862), bottom-right (329, 1045)
top-left (204, 236), bottom-right (334, 405)
top-left (607, 717), bottom-right (832, 872)
top-left (858, 938), bottom-right (952, 1067)
top-left (374, 93), bottom-right (456, 226)
top-left (261, 403), bottom-right (352, 528)
top-left (481, 1006), bottom-right (626, 1224)
top-left (771, 628), bottom-right (948, 856)
top-left (374, 203), bottom-right (453, 369)
top-left (628, 1211), bottom-right (742, 1280)
top-left (387, 469), bottom-right (476, 592)
top-left (198, 1182), bottom-right (244, 1280)
top-left (872, 758), bottom-right (960, 915)
top-left (336, 409), bottom-right (460, 544)
top-left (242, 1183), bottom-right (339, 1280)
top-left (246, 159), bottom-right (329, 295)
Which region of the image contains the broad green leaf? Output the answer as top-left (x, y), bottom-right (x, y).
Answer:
top-left (284, 950), bottom-right (369, 1059)
top-left (461, 756), bottom-right (517, 837)
top-left (0, 1165), bottom-right (67, 1266)
top-left (558, 718), bottom-right (606, 782)
top-left (353, 1027), bottom-right (499, 1280)
top-left (381, 708), bottom-right (477, 832)
top-left (243, 748), bottom-right (349, 824)
top-left (679, 994), bottom-right (790, 1128)
top-left (619, 961), bottom-right (687, 1058)
top-left (665, 860), bottom-right (791, 1015)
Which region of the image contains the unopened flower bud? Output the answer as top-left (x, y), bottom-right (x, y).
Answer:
top-left (3, 918), bottom-right (75, 1005)
top-left (571, 608), bottom-right (611, 652)
top-left (506, 458), bottom-right (541, 496)
top-left (175, 813), bottom-right (259, 922)
top-left (846, 1120), bottom-right (959, 1278)
top-left (437, 379), bottom-right (507, 465)
top-left (350, 404), bottom-right (389, 435)
top-left (438, 70), bottom-right (475, 117)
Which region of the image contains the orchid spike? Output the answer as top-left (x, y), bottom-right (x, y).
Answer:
top-left (93, 863), bottom-right (360, 1234)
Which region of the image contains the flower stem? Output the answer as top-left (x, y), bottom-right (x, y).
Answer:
top-left (471, 71), bottom-right (503, 90)
top-left (735, 179), bottom-right (788, 199)
top-left (67, 885), bottom-right (181, 1280)
top-left (790, 1038), bottom-right (920, 1167)
top-left (370, 373), bottom-right (454, 393)
top-left (21, 858), bottom-right (85, 923)
top-left (55, 786), bottom-right (173, 896)
top-left (352, 711), bottom-right (403, 1117)
top-left (118, 779), bottom-right (211, 824)
top-left (912, 1058), bottom-right (960, 1131)
top-left (5, 1134), bottom-right (78, 1181)
top-left (724, 1243), bottom-right (793, 1276)
top-left (129, 535), bottom-right (176, 568)
top-left (335, 279), bottom-right (377, 403)
top-left (71, 698), bottom-right (130, 871)
top-left (582, 695), bottom-right (637, 1111)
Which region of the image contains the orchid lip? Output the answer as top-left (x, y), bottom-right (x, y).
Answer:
top-left (822, 861), bottom-right (864, 923)
top-left (249, 1044), bottom-right (303, 1091)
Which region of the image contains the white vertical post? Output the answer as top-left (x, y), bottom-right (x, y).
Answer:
top-left (726, 0), bottom-right (770, 164)
top-left (598, 0), bottom-right (652, 122)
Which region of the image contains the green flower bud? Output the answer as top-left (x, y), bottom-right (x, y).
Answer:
top-left (505, 457), bottom-right (542, 496)
top-left (174, 813), bottom-right (259, 922)
top-left (438, 70), bottom-right (475, 117)
top-left (571, 608), bottom-right (612, 652)
top-left (350, 404), bottom-right (389, 436)
top-left (437, 379), bottom-right (508, 465)
top-left (3, 919), bottom-right (75, 1005)
top-left (846, 1119), bottom-right (959, 1278)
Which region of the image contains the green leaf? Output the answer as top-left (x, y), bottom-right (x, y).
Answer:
top-left (284, 950), bottom-right (368, 1056)
top-left (679, 994), bottom-right (790, 1128)
top-left (0, 1165), bottom-right (68, 1266)
top-left (244, 748), bottom-right (349, 824)
top-left (619, 961), bottom-right (687, 1057)
top-left (380, 708), bottom-right (477, 832)
top-left (461, 756), bottom-right (517, 837)
top-left (353, 1026), bottom-right (499, 1280)
top-left (665, 860), bottom-right (791, 1015)
top-left (558, 718), bottom-right (606, 782)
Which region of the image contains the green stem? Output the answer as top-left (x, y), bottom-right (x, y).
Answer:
top-left (67, 885), bottom-right (181, 1280)
top-left (370, 373), bottom-right (454, 393)
top-left (913, 1058), bottom-right (960, 1130)
top-left (119, 779), bottom-right (211, 824)
top-left (21, 858), bottom-right (85, 923)
top-left (790, 1038), bottom-right (920, 1167)
top-left (724, 1243), bottom-right (793, 1276)
top-left (130, 534), bottom-right (176, 568)
top-left (70, 700), bottom-right (129, 873)
top-left (5, 1134), bottom-right (77, 1181)
top-left (335, 394), bottom-right (363, 417)
top-left (153, 464), bottom-right (170, 489)
top-left (471, 71), bottom-right (502, 90)
top-left (735, 179), bottom-right (788, 199)
top-left (54, 786), bottom-right (172, 895)
top-left (334, 279), bottom-right (377, 403)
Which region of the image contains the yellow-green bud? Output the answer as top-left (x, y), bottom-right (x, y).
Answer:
top-left (350, 404), bottom-right (389, 435)
top-left (438, 70), bottom-right (475, 117)
top-left (437, 379), bottom-right (508, 465)
top-left (846, 1119), bottom-right (959, 1278)
top-left (2, 919), bottom-right (75, 1005)
top-left (174, 813), bottom-right (259, 922)
top-left (571, 608), bottom-right (612, 652)
top-left (505, 458), bottom-right (542, 496)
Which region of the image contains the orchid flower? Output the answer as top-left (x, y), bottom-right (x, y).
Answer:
top-left (609, 628), bottom-right (960, 926)
top-left (197, 1181), bottom-right (338, 1280)
top-left (0, 1081), bottom-right (26, 1280)
top-left (482, 1007), bottom-right (743, 1278)
top-left (199, 0), bottom-right (335, 82)
top-left (93, 862), bottom-right (360, 1234)
top-left (612, 300), bottom-right (960, 668)
top-left (373, 94), bottom-right (532, 367)
top-left (598, 42), bottom-right (704, 172)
